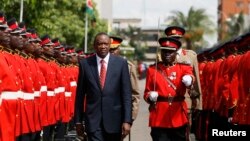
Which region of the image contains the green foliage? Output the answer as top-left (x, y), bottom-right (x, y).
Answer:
top-left (167, 6), bottom-right (215, 51)
top-left (0, 0), bottom-right (108, 50)
top-left (224, 12), bottom-right (245, 41)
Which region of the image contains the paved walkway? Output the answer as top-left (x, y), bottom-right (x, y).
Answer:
top-left (123, 78), bottom-right (151, 141)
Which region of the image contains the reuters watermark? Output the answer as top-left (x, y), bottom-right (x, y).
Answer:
top-left (212, 129), bottom-right (247, 137)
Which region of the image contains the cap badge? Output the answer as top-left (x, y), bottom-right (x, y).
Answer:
top-left (166, 41), bottom-right (170, 46)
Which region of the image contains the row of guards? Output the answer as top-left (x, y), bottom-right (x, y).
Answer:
top-left (194, 31), bottom-right (250, 140)
top-left (0, 11), bottom-right (91, 141)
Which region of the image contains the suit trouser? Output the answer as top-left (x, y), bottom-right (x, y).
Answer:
top-left (150, 125), bottom-right (187, 141)
top-left (87, 122), bottom-right (121, 141)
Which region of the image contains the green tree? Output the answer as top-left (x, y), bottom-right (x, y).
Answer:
top-left (167, 6), bottom-right (215, 51)
top-left (0, 0), bottom-right (107, 51)
top-left (224, 12), bottom-right (245, 41)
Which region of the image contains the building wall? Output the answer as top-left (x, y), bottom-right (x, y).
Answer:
top-left (113, 18), bottom-right (142, 30)
top-left (94, 0), bottom-right (113, 32)
top-left (141, 27), bottom-right (164, 64)
top-left (95, 0), bottom-right (113, 20)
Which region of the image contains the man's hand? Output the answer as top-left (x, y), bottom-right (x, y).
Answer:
top-left (75, 123), bottom-right (87, 140)
top-left (121, 123), bottom-right (131, 139)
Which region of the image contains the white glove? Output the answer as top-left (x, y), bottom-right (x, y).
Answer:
top-left (182, 75), bottom-right (192, 87)
top-left (148, 91), bottom-right (158, 102)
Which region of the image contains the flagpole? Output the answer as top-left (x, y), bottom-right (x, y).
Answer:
top-left (84, 13), bottom-right (88, 53)
top-left (20, 0), bottom-right (24, 22)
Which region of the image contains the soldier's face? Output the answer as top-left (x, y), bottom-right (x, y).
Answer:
top-left (70, 54), bottom-right (78, 64)
top-left (10, 34), bottom-right (23, 49)
top-left (161, 49), bottom-right (177, 64)
top-left (54, 50), bottom-right (66, 63)
top-left (109, 47), bottom-right (120, 56)
top-left (25, 42), bottom-right (35, 53)
top-left (33, 42), bottom-right (41, 51)
top-left (60, 53), bottom-right (67, 63)
top-left (22, 38), bottom-right (29, 48)
top-left (94, 34), bottom-right (110, 58)
top-left (0, 31), bottom-right (10, 47)
top-left (33, 44), bottom-right (43, 56)
top-left (43, 45), bottom-right (54, 56)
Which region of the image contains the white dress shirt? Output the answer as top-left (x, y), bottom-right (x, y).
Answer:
top-left (96, 53), bottom-right (110, 75)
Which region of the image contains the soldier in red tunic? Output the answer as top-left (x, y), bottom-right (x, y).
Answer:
top-left (144, 37), bottom-right (194, 141)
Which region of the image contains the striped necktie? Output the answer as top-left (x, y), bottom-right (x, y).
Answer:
top-left (99, 59), bottom-right (106, 89)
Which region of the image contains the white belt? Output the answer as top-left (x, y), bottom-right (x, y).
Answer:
top-left (47, 91), bottom-right (55, 96)
top-left (16, 91), bottom-right (23, 99)
top-left (54, 88), bottom-right (59, 94)
top-left (40, 86), bottom-right (47, 92)
top-left (70, 81), bottom-right (77, 87)
top-left (23, 92), bottom-right (34, 100)
top-left (0, 91), bottom-right (20, 100)
top-left (34, 91), bottom-right (40, 97)
top-left (54, 87), bottom-right (65, 94)
top-left (65, 92), bottom-right (72, 97)
top-left (57, 87), bottom-right (65, 93)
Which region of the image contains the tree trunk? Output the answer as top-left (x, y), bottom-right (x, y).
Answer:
top-left (186, 39), bottom-right (193, 50)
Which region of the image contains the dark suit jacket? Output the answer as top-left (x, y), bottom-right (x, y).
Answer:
top-left (74, 54), bottom-right (132, 133)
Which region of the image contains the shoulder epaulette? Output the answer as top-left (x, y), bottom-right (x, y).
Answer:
top-left (149, 62), bottom-right (162, 67)
top-left (127, 60), bottom-right (135, 66)
top-left (0, 45), bottom-right (4, 50)
top-left (3, 47), bottom-right (14, 54)
top-left (49, 57), bottom-right (57, 61)
top-left (177, 62), bottom-right (192, 66)
top-left (27, 53), bottom-right (35, 58)
top-left (186, 49), bottom-right (197, 56)
top-left (40, 55), bottom-right (50, 62)
top-left (14, 49), bottom-right (29, 59)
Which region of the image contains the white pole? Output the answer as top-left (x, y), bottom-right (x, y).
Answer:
top-left (143, 0), bottom-right (146, 26)
top-left (20, 0), bottom-right (23, 22)
top-left (84, 13), bottom-right (88, 53)
top-left (153, 17), bottom-right (161, 91)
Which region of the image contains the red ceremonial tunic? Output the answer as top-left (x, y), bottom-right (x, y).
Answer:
top-left (27, 57), bottom-right (46, 131)
top-left (0, 51), bottom-right (21, 141)
top-left (236, 51), bottom-right (250, 125)
top-left (144, 63), bottom-right (194, 128)
top-left (37, 58), bottom-right (56, 126)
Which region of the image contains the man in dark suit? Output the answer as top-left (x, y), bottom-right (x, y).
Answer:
top-left (74, 32), bottom-right (132, 141)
